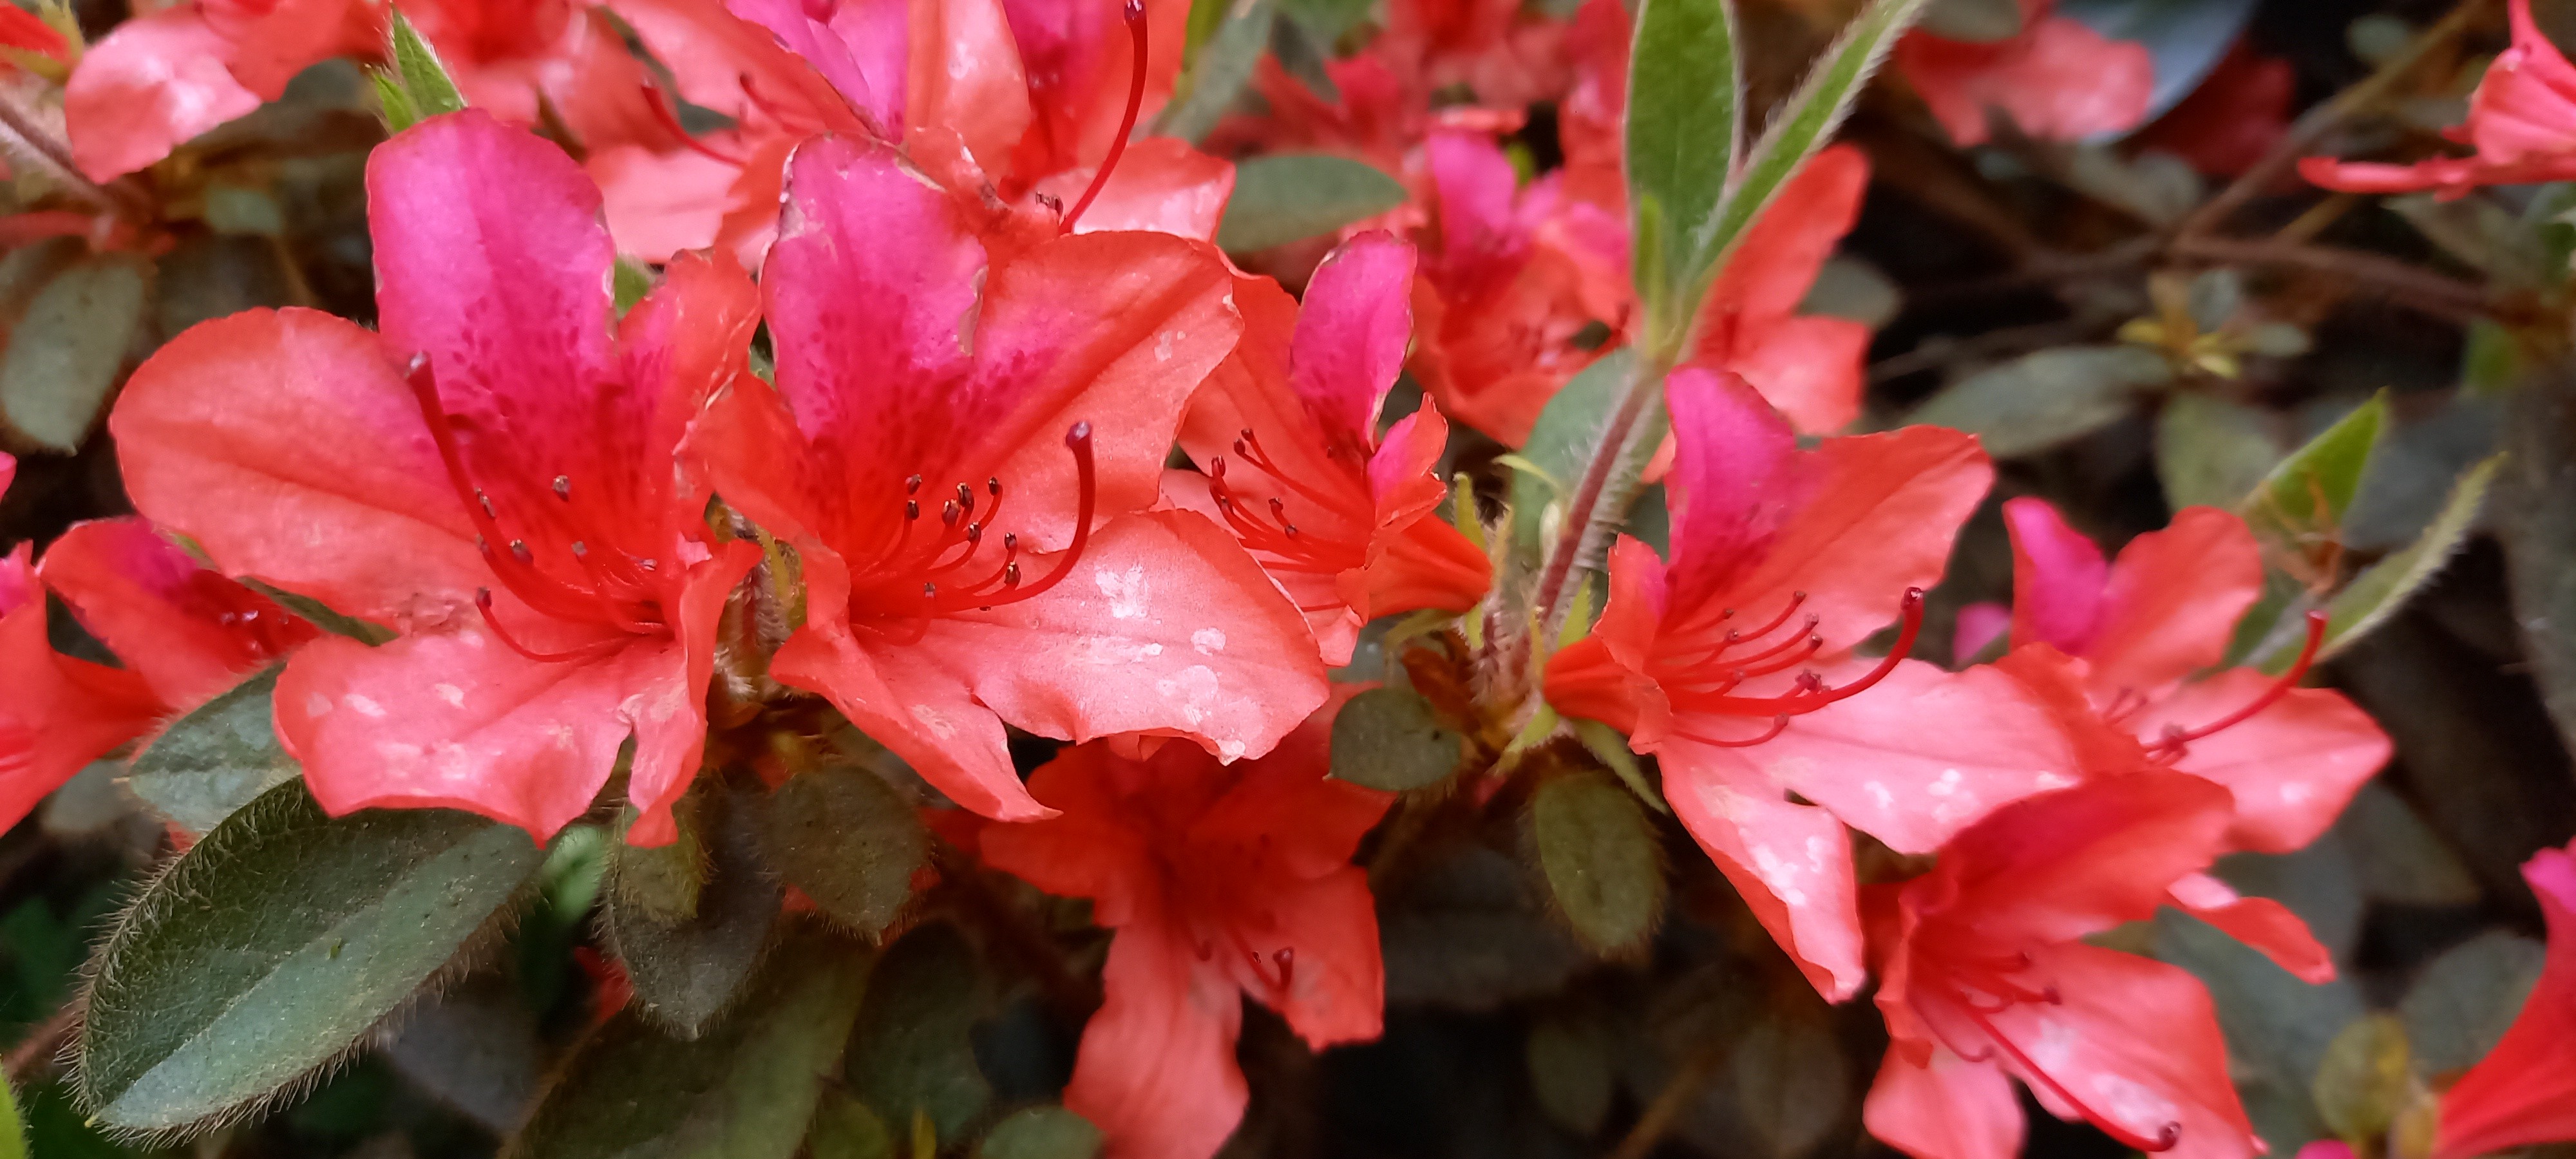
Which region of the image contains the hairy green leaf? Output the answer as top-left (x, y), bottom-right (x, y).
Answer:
top-left (605, 786), bottom-right (782, 1039)
top-left (2256, 453), bottom-right (2498, 672)
top-left (1216, 154), bottom-right (1407, 252)
top-left (124, 666), bottom-right (299, 835)
top-left (2244, 392), bottom-right (2386, 549)
top-left (504, 928), bottom-right (872, 1159)
top-left (1625, 0), bottom-right (1739, 319)
top-left (847, 924), bottom-right (991, 1141)
top-left (757, 763), bottom-right (927, 939)
top-left (77, 780), bottom-right (542, 1135)
top-left (1531, 771), bottom-right (1664, 955)
top-left (2157, 393), bottom-right (2283, 511)
top-left (1917, 0), bottom-right (2020, 41)
top-left (1509, 350), bottom-right (1638, 556)
top-left (1330, 688), bottom-right (1465, 791)
top-left (2400, 931), bottom-right (2544, 1075)
top-left (388, 9), bottom-right (466, 120)
top-left (976, 1107), bottom-right (1102, 1159)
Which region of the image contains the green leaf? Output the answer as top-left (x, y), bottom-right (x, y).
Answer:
top-left (502, 928), bottom-right (872, 1159)
top-left (2336, 784), bottom-right (2477, 907)
top-left (846, 924), bottom-right (992, 1141)
top-left (1524, 1015), bottom-right (1613, 1136)
top-left (124, 666), bottom-right (299, 835)
top-left (76, 780), bottom-right (543, 1135)
top-left (976, 1107), bottom-right (1102, 1159)
top-left (1329, 688), bottom-right (1464, 791)
top-left (1510, 350), bottom-right (1638, 556)
top-left (1624, 0), bottom-right (1739, 319)
top-left (1530, 771), bottom-right (1664, 955)
top-left (369, 69), bottom-right (420, 133)
top-left (1277, 0), bottom-right (1372, 46)
top-left (2243, 391), bottom-right (2387, 549)
top-left (2399, 931), bottom-right (2544, 1075)
top-left (2310, 1014), bottom-right (2410, 1145)
top-left (1156, 0), bottom-right (1278, 143)
top-left (1730, 1012), bottom-right (1848, 1159)
top-left (1215, 154), bottom-right (1407, 252)
top-left (613, 256), bottom-right (657, 317)
top-left (1664, 0), bottom-right (1933, 352)
top-left (0, 1075), bottom-right (24, 1159)
top-left (756, 763), bottom-right (928, 939)
top-left (2255, 453), bottom-right (2499, 672)
top-left (605, 786), bottom-right (782, 1039)
top-left (1917, 0), bottom-right (2020, 41)
top-left (1908, 346), bottom-right (2172, 458)
top-left (0, 256), bottom-right (150, 451)
top-left (2156, 393), bottom-right (2283, 511)
top-left (387, 8), bottom-right (466, 120)
top-left (1378, 844), bottom-right (1588, 1010)
top-left (808, 1091), bottom-right (894, 1159)
top-left (1573, 720), bottom-right (1667, 815)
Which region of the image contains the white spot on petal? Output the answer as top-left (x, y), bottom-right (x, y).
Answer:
top-left (346, 694), bottom-right (386, 719)
top-left (910, 704), bottom-right (960, 739)
top-left (1192, 628), bottom-right (1227, 654)
top-left (433, 683), bottom-right (466, 709)
top-left (1095, 565), bottom-right (1149, 619)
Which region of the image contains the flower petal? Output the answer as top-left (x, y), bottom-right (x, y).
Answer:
top-left (113, 308), bottom-right (486, 628)
top-left (2134, 675), bottom-right (2389, 853)
top-left (1293, 232), bottom-right (1418, 451)
top-left (1865, 1047), bottom-right (2028, 1159)
top-left (278, 625), bottom-right (660, 842)
top-left (36, 518), bottom-right (304, 706)
top-left (624, 539), bottom-right (763, 847)
top-left (367, 111), bottom-right (625, 480)
top-left (1065, 914), bottom-right (1250, 1159)
top-left (880, 511), bottom-right (1329, 771)
top-left (0, 602), bottom-right (163, 831)
top-left (1713, 314), bottom-right (1870, 437)
top-left (1927, 772), bottom-right (2235, 950)
top-left (2087, 507), bottom-right (2264, 697)
top-left (1984, 944), bottom-right (2257, 1159)
top-left (2001, 498), bottom-right (2109, 659)
top-left (64, 8), bottom-right (264, 180)
top-left (2166, 871), bottom-right (2335, 983)
top-left (1663, 742), bottom-right (1868, 1000)
top-left (2436, 843), bottom-right (2576, 1159)
top-left (1700, 144), bottom-right (1868, 329)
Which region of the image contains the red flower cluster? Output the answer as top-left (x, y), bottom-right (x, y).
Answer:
top-left (0, 3), bottom-right (2477, 1158)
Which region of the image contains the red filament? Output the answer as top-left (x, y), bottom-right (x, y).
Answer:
top-left (846, 422), bottom-right (1097, 623)
top-left (1060, 0), bottom-right (1149, 234)
top-left (2148, 610), bottom-right (2328, 760)
top-left (1206, 426), bottom-right (1368, 576)
top-left (1663, 589), bottom-right (1926, 745)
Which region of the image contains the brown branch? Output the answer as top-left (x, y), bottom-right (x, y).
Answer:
top-left (2175, 0), bottom-right (2492, 241)
top-left (1606, 1046), bottom-right (1723, 1159)
top-left (2171, 234), bottom-right (2491, 323)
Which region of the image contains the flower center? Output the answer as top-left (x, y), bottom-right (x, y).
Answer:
top-left (1205, 427), bottom-right (1368, 600)
top-left (1655, 588), bottom-right (1926, 747)
top-left (1058, 0), bottom-right (1149, 233)
top-left (406, 357), bottom-right (668, 663)
top-left (844, 422), bottom-right (1098, 625)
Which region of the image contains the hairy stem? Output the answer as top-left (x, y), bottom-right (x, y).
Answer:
top-left (1530, 353), bottom-right (1671, 642)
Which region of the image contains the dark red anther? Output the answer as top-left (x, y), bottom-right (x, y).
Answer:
top-left (956, 482), bottom-right (974, 517)
top-left (942, 499), bottom-right (961, 527)
top-left (2150, 1124), bottom-right (2182, 1151)
top-left (905, 475), bottom-right (923, 494)
top-left (905, 499), bottom-right (920, 520)
top-left (509, 540), bottom-right (534, 565)
top-left (1274, 947), bottom-right (1296, 988)
top-left (1059, 0), bottom-right (1148, 233)
top-left (552, 475), bottom-right (571, 501)
top-left (2151, 610), bottom-right (2329, 758)
top-left (965, 523), bottom-right (983, 544)
top-left (923, 581), bottom-right (938, 598)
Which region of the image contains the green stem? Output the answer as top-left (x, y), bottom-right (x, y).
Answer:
top-left (1529, 353), bottom-right (1672, 642)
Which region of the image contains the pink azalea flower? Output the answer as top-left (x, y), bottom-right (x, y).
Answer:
top-left (1893, 0), bottom-right (2155, 147)
top-left (2302, 0), bottom-right (2576, 198)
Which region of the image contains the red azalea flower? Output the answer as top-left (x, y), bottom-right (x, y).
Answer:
top-left (1893, 0), bottom-right (2154, 147)
top-left (2434, 840), bottom-right (2576, 1158)
top-left (0, 486), bottom-right (310, 830)
top-left (65, 0), bottom-right (692, 182)
top-left (978, 698), bottom-right (1393, 1159)
top-left (2136, 41), bottom-right (2297, 178)
top-left (688, 133), bottom-right (1328, 822)
top-left (1862, 773), bottom-right (2260, 1159)
top-left (114, 111), bottom-right (766, 845)
top-left (1544, 369), bottom-right (2048, 997)
top-left (1168, 232), bottom-right (1491, 664)
top-left (1409, 124), bottom-right (1877, 446)
top-left (645, 0), bottom-right (1228, 262)
top-left (2303, 0), bottom-right (2576, 198)
top-left (1992, 499), bottom-right (2390, 859)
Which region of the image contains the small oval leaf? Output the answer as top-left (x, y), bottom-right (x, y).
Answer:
top-left (0, 257), bottom-right (149, 451)
top-left (757, 763), bottom-right (928, 940)
top-left (1531, 770), bottom-right (1665, 954)
top-left (1216, 154), bottom-right (1407, 252)
top-left (1329, 688), bottom-right (1464, 791)
top-left (1909, 346), bottom-right (2174, 459)
top-left (504, 928), bottom-right (872, 1159)
top-left (605, 786), bottom-right (782, 1039)
top-left (976, 1106), bottom-right (1103, 1159)
top-left (847, 924), bottom-right (993, 1142)
top-left (77, 780), bottom-right (543, 1135)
